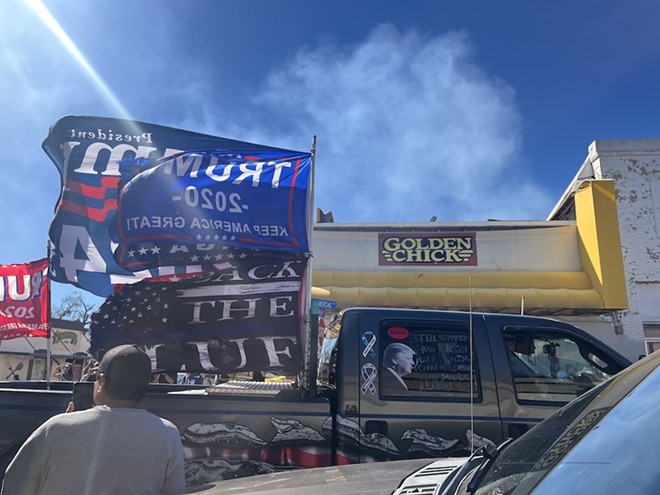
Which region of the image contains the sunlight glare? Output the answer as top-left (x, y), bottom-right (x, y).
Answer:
top-left (25, 0), bottom-right (132, 120)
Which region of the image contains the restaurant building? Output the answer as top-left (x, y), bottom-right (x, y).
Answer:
top-left (312, 138), bottom-right (660, 361)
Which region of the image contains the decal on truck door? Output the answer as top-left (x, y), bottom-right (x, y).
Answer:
top-left (360, 363), bottom-right (378, 395)
top-left (401, 429), bottom-right (460, 455)
top-left (362, 331), bottom-right (377, 358)
top-left (325, 415), bottom-right (399, 456)
top-left (379, 325), bottom-right (479, 399)
top-left (380, 342), bottom-right (416, 394)
top-left (180, 415), bottom-right (499, 485)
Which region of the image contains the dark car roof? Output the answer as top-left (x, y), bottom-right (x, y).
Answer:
top-left (465, 350), bottom-right (660, 495)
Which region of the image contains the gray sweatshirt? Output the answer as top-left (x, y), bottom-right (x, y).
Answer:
top-left (1, 405), bottom-right (185, 495)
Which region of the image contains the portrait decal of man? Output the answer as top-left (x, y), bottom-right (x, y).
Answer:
top-left (381, 342), bottom-right (416, 394)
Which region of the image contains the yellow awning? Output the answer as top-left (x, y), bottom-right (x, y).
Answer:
top-left (312, 270), bottom-right (606, 315)
top-left (311, 181), bottom-right (628, 315)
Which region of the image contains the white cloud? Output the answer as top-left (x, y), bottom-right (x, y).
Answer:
top-left (0, 8), bottom-right (556, 305)
top-left (251, 24), bottom-right (552, 221)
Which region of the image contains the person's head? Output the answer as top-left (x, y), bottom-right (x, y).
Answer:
top-left (383, 343), bottom-right (416, 377)
top-left (94, 344), bottom-right (152, 406)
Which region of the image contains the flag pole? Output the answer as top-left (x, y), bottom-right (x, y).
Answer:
top-left (46, 241), bottom-right (52, 390)
top-left (304, 136), bottom-right (317, 393)
top-left (468, 275), bottom-right (474, 454)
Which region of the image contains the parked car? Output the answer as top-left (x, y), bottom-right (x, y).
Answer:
top-left (191, 350), bottom-right (660, 495)
top-left (434, 349), bottom-right (660, 495)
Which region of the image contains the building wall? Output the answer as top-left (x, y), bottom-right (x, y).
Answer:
top-left (0, 319), bottom-right (90, 381)
top-left (586, 139), bottom-right (660, 359)
top-left (558, 315), bottom-right (644, 362)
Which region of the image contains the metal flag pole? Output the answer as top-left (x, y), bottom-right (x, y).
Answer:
top-left (304, 136), bottom-right (317, 393)
top-left (468, 275), bottom-right (474, 454)
top-left (46, 241), bottom-right (52, 390)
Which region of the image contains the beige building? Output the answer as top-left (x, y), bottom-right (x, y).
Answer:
top-left (0, 318), bottom-right (90, 382)
top-left (311, 139), bottom-right (660, 362)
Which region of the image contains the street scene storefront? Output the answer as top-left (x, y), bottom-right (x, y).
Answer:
top-left (311, 139), bottom-right (660, 362)
top-left (0, 318), bottom-right (90, 382)
top-left (312, 165), bottom-right (654, 362)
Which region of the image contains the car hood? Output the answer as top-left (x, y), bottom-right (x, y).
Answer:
top-left (189, 457), bottom-right (467, 495)
top-left (391, 457), bottom-right (469, 495)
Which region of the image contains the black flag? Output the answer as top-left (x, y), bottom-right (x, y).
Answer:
top-left (90, 259), bottom-right (307, 373)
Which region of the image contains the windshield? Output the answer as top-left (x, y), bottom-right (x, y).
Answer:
top-left (464, 363), bottom-right (660, 495)
top-left (464, 384), bottom-right (601, 495)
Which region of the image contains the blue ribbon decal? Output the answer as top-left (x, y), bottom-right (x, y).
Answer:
top-left (362, 331), bottom-right (376, 358)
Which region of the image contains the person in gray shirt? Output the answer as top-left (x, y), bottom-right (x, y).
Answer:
top-left (1, 344), bottom-right (185, 495)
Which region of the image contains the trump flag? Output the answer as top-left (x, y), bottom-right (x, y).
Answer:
top-left (44, 116), bottom-right (308, 297)
top-left (0, 259), bottom-right (50, 340)
top-left (113, 149), bottom-right (311, 258)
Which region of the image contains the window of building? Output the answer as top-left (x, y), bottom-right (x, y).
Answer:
top-left (643, 323), bottom-right (660, 356)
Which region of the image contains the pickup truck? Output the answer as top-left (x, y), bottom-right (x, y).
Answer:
top-left (0, 307), bottom-right (630, 488)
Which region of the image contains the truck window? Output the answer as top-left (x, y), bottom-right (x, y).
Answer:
top-left (503, 327), bottom-right (619, 404)
top-left (379, 323), bottom-right (480, 400)
top-left (318, 315), bottom-right (342, 388)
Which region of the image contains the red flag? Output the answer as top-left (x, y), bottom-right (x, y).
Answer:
top-left (0, 258), bottom-right (50, 340)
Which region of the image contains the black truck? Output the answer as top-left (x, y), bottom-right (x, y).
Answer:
top-left (0, 307), bottom-right (630, 487)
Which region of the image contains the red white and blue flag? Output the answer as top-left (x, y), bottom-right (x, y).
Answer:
top-left (44, 116), bottom-right (309, 298)
top-left (90, 259), bottom-right (306, 372)
top-left (45, 117), bottom-right (312, 371)
top-left (112, 150), bottom-right (311, 260)
top-left (0, 258), bottom-right (50, 340)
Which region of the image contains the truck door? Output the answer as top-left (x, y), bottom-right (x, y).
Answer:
top-left (353, 310), bottom-right (502, 463)
top-left (485, 316), bottom-right (630, 440)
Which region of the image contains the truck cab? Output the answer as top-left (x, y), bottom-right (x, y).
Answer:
top-left (318, 308), bottom-right (629, 464)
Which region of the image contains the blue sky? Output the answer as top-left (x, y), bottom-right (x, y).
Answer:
top-left (2, 0), bottom-right (660, 307)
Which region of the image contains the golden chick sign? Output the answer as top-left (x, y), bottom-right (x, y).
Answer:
top-left (378, 233), bottom-right (477, 266)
